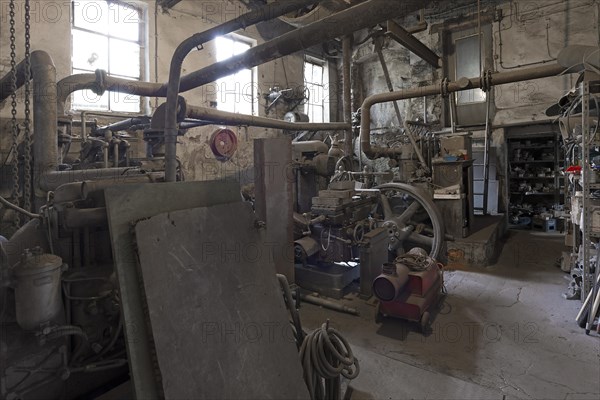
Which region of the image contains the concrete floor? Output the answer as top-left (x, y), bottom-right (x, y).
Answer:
top-left (299, 230), bottom-right (600, 400)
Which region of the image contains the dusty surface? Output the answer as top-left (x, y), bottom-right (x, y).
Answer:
top-left (299, 230), bottom-right (600, 399)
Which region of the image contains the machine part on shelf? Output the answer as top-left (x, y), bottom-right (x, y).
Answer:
top-left (299, 321), bottom-right (359, 400)
top-left (11, 248), bottom-right (65, 331)
top-left (164, 0), bottom-right (432, 181)
top-left (375, 183), bottom-right (445, 260)
top-left (360, 63), bottom-right (570, 159)
top-left (209, 128), bottom-right (238, 162)
top-left (292, 292), bottom-right (360, 316)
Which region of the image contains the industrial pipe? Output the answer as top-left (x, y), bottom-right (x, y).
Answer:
top-left (164, 0), bottom-right (430, 181)
top-left (343, 35), bottom-right (353, 157)
top-left (163, 0), bottom-right (324, 181)
top-left (360, 63), bottom-right (568, 158)
top-left (38, 168), bottom-right (153, 192)
top-left (185, 104), bottom-right (350, 131)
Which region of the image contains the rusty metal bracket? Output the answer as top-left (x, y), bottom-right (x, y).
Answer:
top-left (386, 19), bottom-right (441, 68)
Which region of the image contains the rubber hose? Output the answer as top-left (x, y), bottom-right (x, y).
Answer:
top-left (299, 322), bottom-right (359, 400)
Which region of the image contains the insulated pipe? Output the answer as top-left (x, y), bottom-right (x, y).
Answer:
top-left (164, 0), bottom-right (429, 181)
top-left (28, 52), bottom-right (59, 198)
top-left (162, 0), bottom-right (324, 181)
top-left (185, 104), bottom-right (350, 132)
top-left (360, 63), bottom-right (568, 158)
top-left (342, 35), bottom-right (353, 157)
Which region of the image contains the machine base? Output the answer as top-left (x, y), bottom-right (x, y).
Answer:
top-left (295, 262), bottom-right (360, 299)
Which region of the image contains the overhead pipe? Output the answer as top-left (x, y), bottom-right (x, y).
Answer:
top-left (162, 0), bottom-right (326, 182)
top-left (55, 0), bottom-right (320, 115)
top-left (185, 104), bottom-right (350, 131)
top-left (360, 63), bottom-right (568, 158)
top-left (164, 0), bottom-right (432, 181)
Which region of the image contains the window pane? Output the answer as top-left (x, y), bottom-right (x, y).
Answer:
top-left (216, 37), bottom-right (235, 61)
top-left (73, 0), bottom-right (109, 34)
top-left (109, 38), bottom-right (140, 77)
top-left (108, 3), bottom-right (140, 41)
top-left (215, 36), bottom-right (254, 115)
top-left (455, 35), bottom-right (485, 104)
top-left (233, 40), bottom-right (250, 56)
top-left (73, 29), bottom-right (109, 70)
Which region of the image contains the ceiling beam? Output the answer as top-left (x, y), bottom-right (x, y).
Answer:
top-left (386, 19), bottom-right (441, 68)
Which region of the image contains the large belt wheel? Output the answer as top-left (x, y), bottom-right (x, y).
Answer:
top-left (375, 183), bottom-right (445, 260)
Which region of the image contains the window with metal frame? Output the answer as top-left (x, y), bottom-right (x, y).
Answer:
top-left (71, 0), bottom-right (144, 112)
top-left (304, 57), bottom-right (330, 123)
top-left (215, 34), bottom-right (257, 115)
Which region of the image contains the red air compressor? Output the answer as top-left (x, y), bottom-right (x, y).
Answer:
top-left (373, 248), bottom-right (444, 332)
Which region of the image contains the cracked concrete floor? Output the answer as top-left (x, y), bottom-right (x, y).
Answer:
top-left (299, 230), bottom-right (600, 400)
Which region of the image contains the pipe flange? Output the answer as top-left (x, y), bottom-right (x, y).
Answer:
top-left (481, 70), bottom-right (493, 92)
top-left (93, 69), bottom-right (108, 96)
top-left (440, 77), bottom-right (450, 97)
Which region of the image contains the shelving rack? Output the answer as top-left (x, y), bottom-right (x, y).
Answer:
top-left (580, 77), bottom-right (600, 304)
top-left (507, 126), bottom-right (564, 215)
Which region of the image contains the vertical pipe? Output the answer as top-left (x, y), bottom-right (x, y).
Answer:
top-left (342, 35), bottom-right (353, 159)
top-left (31, 52), bottom-right (58, 206)
top-left (482, 92), bottom-right (492, 215)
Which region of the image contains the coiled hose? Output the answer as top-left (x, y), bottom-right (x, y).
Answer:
top-left (299, 321), bottom-right (359, 400)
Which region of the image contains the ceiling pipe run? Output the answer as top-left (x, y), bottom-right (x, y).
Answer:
top-left (55, 0), bottom-right (320, 114)
top-left (185, 103), bottom-right (350, 131)
top-left (360, 63), bottom-right (569, 158)
top-left (164, 0), bottom-right (432, 181)
top-left (161, 0), bottom-right (326, 182)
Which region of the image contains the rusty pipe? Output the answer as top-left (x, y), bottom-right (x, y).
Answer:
top-left (360, 63), bottom-right (568, 158)
top-left (164, 0), bottom-right (429, 181)
top-left (163, 0), bottom-right (323, 182)
top-left (185, 104), bottom-right (350, 132)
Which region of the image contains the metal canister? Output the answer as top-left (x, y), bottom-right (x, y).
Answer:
top-left (13, 248), bottom-right (65, 331)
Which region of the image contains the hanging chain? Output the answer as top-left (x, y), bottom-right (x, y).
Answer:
top-left (23, 0), bottom-right (32, 218)
top-left (9, 0), bottom-right (21, 228)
